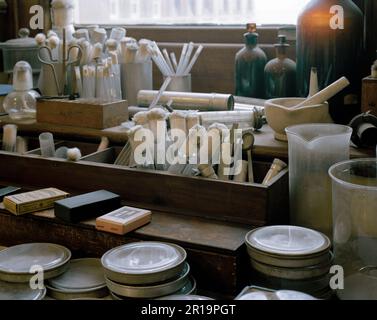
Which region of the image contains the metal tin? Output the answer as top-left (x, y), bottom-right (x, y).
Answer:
top-left (158, 295), bottom-right (214, 301)
top-left (0, 281), bottom-right (46, 300)
top-left (46, 284), bottom-right (109, 300)
top-left (246, 245), bottom-right (333, 268)
top-left (235, 286), bottom-right (317, 301)
top-left (112, 276), bottom-right (197, 300)
top-left (48, 258), bottom-right (105, 291)
top-left (102, 242), bottom-right (187, 285)
top-left (0, 243), bottom-right (71, 283)
top-left (164, 75), bottom-right (192, 92)
top-left (106, 263), bottom-right (190, 299)
top-left (137, 90), bottom-right (234, 111)
top-left (251, 259), bottom-right (331, 281)
top-left (253, 269), bottom-right (331, 294)
top-left (246, 226), bottom-right (331, 257)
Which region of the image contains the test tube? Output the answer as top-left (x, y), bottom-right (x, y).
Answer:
top-left (2, 124), bottom-right (18, 152)
top-left (39, 132), bottom-right (55, 158)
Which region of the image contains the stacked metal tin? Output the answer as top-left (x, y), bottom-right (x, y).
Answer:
top-left (46, 258), bottom-right (109, 300)
top-left (245, 226), bottom-right (333, 299)
top-left (0, 243), bottom-right (71, 300)
top-left (102, 242), bottom-right (196, 299)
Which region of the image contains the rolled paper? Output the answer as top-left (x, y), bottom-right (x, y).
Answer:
top-left (138, 91), bottom-right (235, 111)
top-left (198, 164), bottom-right (218, 180)
top-left (16, 137), bottom-right (28, 154)
top-left (97, 137), bottom-right (110, 152)
top-left (186, 112), bottom-right (200, 133)
top-left (92, 28), bottom-right (107, 46)
top-left (127, 125), bottom-right (154, 169)
top-left (133, 111), bottom-right (150, 128)
top-left (233, 160), bottom-right (248, 183)
top-left (147, 108), bottom-right (168, 142)
top-left (110, 27), bottom-right (126, 42)
top-left (2, 125), bottom-right (18, 152)
top-left (170, 111), bottom-right (187, 136)
top-left (262, 159), bottom-right (288, 185)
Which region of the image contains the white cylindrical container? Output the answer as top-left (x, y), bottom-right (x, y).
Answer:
top-left (121, 61), bottom-right (153, 106)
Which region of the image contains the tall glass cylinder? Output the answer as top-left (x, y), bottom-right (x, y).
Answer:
top-left (329, 159), bottom-right (377, 300)
top-left (286, 124), bottom-right (352, 238)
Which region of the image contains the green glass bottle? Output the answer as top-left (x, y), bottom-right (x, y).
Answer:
top-left (297, 0), bottom-right (364, 124)
top-left (265, 35), bottom-right (297, 99)
top-left (235, 26), bottom-right (267, 99)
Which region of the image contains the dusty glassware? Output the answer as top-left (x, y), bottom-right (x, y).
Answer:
top-left (286, 124), bottom-right (352, 238)
top-left (329, 159), bottom-right (377, 300)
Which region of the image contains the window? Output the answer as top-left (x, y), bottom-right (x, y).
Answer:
top-left (74, 0), bottom-right (311, 25)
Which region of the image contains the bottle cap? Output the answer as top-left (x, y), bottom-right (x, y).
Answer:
top-left (13, 61), bottom-right (33, 91)
top-left (275, 35), bottom-right (290, 48)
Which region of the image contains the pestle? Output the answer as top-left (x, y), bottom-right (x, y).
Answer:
top-left (294, 77), bottom-right (350, 109)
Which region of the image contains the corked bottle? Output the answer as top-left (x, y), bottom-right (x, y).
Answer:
top-left (235, 24), bottom-right (267, 99)
top-left (296, 0), bottom-right (364, 125)
top-left (264, 35), bottom-right (297, 99)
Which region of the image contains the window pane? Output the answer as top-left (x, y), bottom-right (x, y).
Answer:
top-left (74, 0), bottom-right (311, 25)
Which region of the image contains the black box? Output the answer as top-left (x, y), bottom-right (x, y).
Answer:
top-left (55, 190), bottom-right (121, 223)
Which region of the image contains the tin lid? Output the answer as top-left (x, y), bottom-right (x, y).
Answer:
top-left (0, 243), bottom-right (71, 275)
top-left (0, 281), bottom-right (46, 300)
top-left (102, 242), bottom-right (186, 275)
top-left (0, 29), bottom-right (37, 48)
top-left (246, 226), bottom-right (331, 257)
top-left (48, 259), bottom-right (105, 291)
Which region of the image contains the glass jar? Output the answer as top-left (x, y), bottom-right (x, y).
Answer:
top-left (296, 0), bottom-right (364, 125)
top-left (329, 159), bottom-right (377, 300)
top-left (3, 61), bottom-right (39, 120)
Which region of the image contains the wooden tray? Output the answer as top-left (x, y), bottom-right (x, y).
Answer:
top-left (0, 141), bottom-right (289, 227)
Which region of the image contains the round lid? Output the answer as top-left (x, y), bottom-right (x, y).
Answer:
top-left (0, 281), bottom-right (46, 300)
top-left (0, 243), bottom-right (71, 274)
top-left (48, 259), bottom-right (105, 291)
top-left (1, 29), bottom-right (37, 48)
top-left (246, 226), bottom-right (331, 257)
top-left (102, 242), bottom-right (186, 275)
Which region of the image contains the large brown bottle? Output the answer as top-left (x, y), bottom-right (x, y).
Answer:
top-left (297, 0), bottom-right (364, 124)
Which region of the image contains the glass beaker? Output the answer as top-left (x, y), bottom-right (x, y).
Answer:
top-left (329, 159), bottom-right (377, 300)
top-left (286, 124), bottom-right (352, 238)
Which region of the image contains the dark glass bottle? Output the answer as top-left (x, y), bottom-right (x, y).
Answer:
top-left (265, 35), bottom-right (297, 99)
top-left (297, 0), bottom-right (364, 124)
top-left (235, 27), bottom-right (267, 99)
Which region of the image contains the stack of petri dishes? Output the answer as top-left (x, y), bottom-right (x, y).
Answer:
top-left (46, 258), bottom-right (109, 300)
top-left (0, 243), bottom-right (71, 300)
top-left (245, 226), bottom-right (333, 299)
top-left (102, 242), bottom-right (197, 300)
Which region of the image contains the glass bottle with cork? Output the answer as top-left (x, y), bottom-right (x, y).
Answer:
top-left (264, 35), bottom-right (297, 99)
top-left (235, 23), bottom-right (267, 99)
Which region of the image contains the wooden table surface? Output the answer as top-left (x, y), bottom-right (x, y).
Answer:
top-left (0, 116), bottom-right (373, 160)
